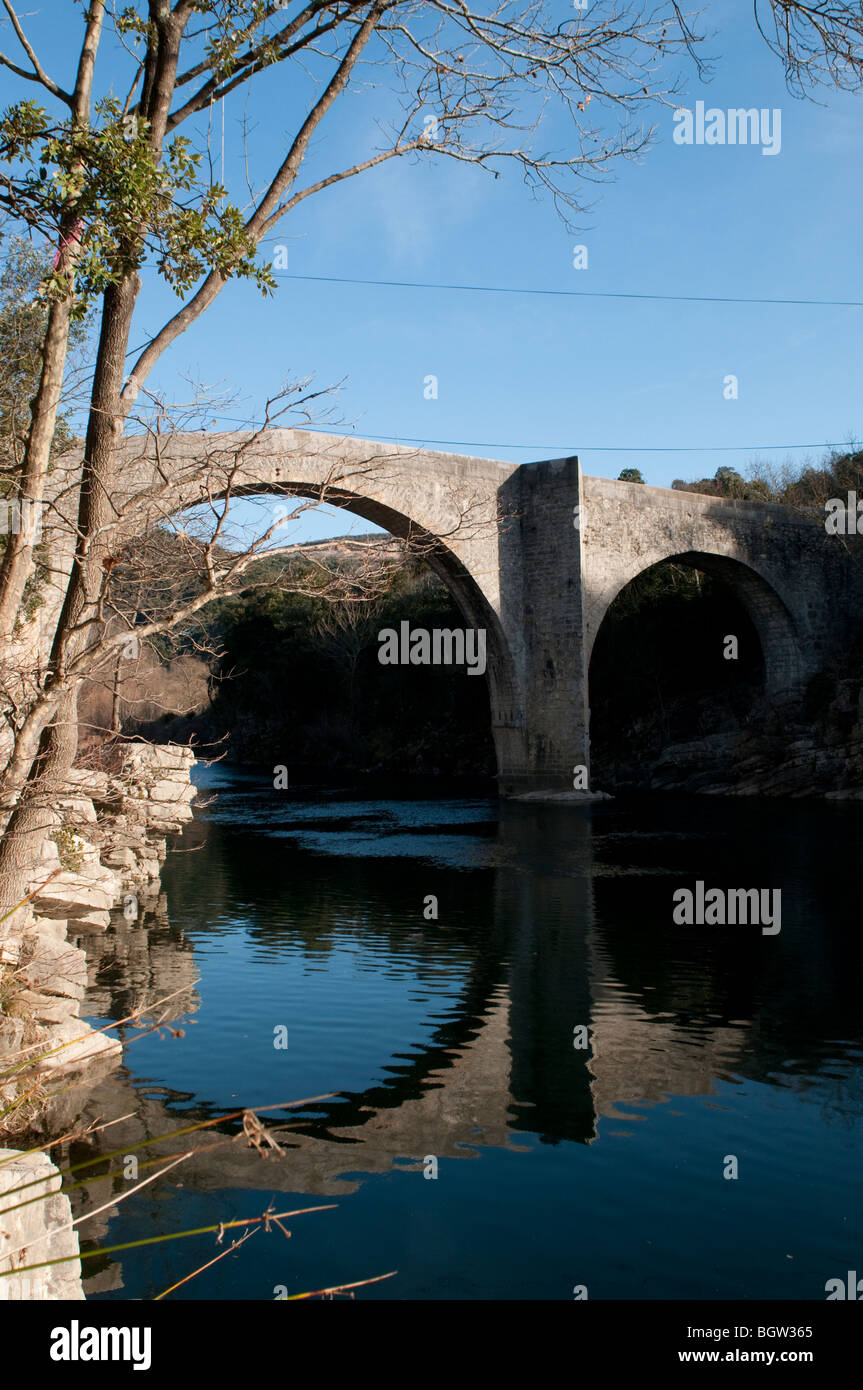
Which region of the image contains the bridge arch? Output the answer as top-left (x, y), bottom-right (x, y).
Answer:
top-left (585, 549), bottom-right (804, 701)
top-left (163, 462), bottom-right (522, 783)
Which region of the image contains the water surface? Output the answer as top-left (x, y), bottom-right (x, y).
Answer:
top-left (79, 767), bottom-right (863, 1301)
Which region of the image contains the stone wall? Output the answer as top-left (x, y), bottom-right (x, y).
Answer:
top-left (0, 1148), bottom-right (84, 1300)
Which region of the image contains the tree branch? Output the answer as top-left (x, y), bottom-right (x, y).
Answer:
top-left (261, 140), bottom-right (422, 230)
top-left (167, 1), bottom-right (356, 130)
top-left (0, 0), bottom-right (72, 103)
top-left (121, 1), bottom-right (388, 410)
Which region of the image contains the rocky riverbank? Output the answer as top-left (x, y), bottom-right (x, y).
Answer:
top-left (0, 742), bottom-right (196, 1126)
top-left (0, 750), bottom-right (194, 1262)
top-left (0, 1148), bottom-right (84, 1300)
top-left (0, 742), bottom-right (196, 1298)
top-left (607, 724), bottom-right (863, 798)
top-left (592, 675), bottom-right (863, 800)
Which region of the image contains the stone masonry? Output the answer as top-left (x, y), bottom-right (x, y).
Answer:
top-left (17, 431), bottom-right (863, 794)
top-left (91, 429), bottom-right (863, 793)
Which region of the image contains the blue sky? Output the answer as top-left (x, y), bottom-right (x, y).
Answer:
top-left (7, 1), bottom-right (863, 541)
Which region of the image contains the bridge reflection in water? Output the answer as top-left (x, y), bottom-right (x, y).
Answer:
top-left (67, 778), bottom-right (862, 1299)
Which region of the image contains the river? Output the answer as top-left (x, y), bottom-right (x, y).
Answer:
top-left (76, 764), bottom-right (863, 1301)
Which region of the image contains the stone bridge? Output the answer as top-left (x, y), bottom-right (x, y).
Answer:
top-left (99, 428), bottom-right (863, 793)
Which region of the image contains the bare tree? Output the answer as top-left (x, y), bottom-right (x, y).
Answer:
top-left (754, 0), bottom-right (863, 94)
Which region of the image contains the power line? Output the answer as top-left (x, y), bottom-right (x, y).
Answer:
top-left (101, 271), bottom-right (860, 386)
top-left (203, 415), bottom-right (855, 454)
top-left (352, 436), bottom-right (852, 454)
top-left (273, 272), bottom-right (863, 311)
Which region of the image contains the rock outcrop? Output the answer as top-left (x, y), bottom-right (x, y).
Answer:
top-left (593, 670), bottom-right (863, 799)
top-left (0, 742), bottom-right (196, 1139)
top-left (0, 1148), bottom-right (84, 1300)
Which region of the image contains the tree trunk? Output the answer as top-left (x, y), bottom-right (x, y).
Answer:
top-left (0, 699), bottom-right (77, 935)
top-left (0, 1), bottom-right (106, 635)
top-left (0, 298), bottom-right (75, 636)
top-left (0, 274), bottom-right (139, 916)
top-left (0, 799), bottom-right (58, 942)
top-left (111, 653), bottom-right (123, 736)
top-left (0, 8), bottom-right (188, 918)
top-left (0, 690), bottom-right (62, 820)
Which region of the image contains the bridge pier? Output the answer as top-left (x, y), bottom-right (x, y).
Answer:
top-left (496, 456), bottom-right (590, 796)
